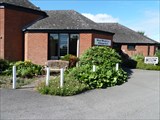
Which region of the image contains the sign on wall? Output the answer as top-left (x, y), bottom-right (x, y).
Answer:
top-left (94, 38), bottom-right (111, 46)
top-left (144, 57), bottom-right (159, 65)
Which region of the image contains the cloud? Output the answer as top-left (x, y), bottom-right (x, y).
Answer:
top-left (82, 13), bottom-right (119, 23)
top-left (126, 10), bottom-right (160, 42)
top-left (82, 11), bottom-right (159, 42)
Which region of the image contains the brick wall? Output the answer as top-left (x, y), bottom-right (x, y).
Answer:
top-left (25, 32), bottom-right (48, 65)
top-left (79, 33), bottom-right (92, 55)
top-left (79, 32), bottom-right (113, 55)
top-left (149, 45), bottom-right (156, 56)
top-left (121, 44), bottom-right (156, 57)
top-left (3, 8), bottom-right (43, 61)
top-left (0, 8), bottom-right (4, 59)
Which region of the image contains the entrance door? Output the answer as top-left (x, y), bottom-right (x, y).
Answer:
top-left (59, 34), bottom-right (69, 56)
top-left (69, 34), bottom-right (79, 56)
top-left (48, 34), bottom-right (59, 60)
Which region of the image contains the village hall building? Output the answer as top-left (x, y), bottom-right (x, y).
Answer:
top-left (0, 0), bottom-right (159, 65)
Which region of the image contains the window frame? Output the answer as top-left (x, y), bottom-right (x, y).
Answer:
top-left (127, 44), bottom-right (136, 50)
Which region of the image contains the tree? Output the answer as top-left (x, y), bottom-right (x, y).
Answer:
top-left (137, 31), bottom-right (145, 36)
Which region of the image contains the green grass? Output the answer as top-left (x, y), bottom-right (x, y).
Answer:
top-left (0, 75), bottom-right (36, 88)
top-left (36, 75), bottom-right (89, 96)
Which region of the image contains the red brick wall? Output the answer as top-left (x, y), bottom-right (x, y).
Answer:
top-left (25, 32), bottom-right (48, 65)
top-left (3, 8), bottom-right (43, 61)
top-left (0, 8), bottom-right (4, 59)
top-left (149, 45), bottom-right (156, 56)
top-left (121, 45), bottom-right (156, 57)
top-left (79, 33), bottom-right (92, 55)
top-left (79, 33), bottom-right (113, 55)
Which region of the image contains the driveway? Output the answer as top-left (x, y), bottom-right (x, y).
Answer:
top-left (0, 69), bottom-right (159, 119)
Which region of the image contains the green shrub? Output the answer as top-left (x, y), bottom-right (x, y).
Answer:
top-left (131, 54), bottom-right (144, 61)
top-left (67, 46), bottom-right (128, 89)
top-left (37, 47), bottom-right (128, 96)
top-left (36, 75), bottom-right (89, 96)
top-left (0, 59), bottom-right (10, 72)
top-left (155, 50), bottom-right (160, 65)
top-left (2, 61), bottom-right (44, 78)
top-left (61, 54), bottom-right (79, 68)
top-left (137, 61), bottom-right (160, 70)
top-left (80, 46), bottom-right (121, 67)
top-left (121, 58), bottom-right (137, 68)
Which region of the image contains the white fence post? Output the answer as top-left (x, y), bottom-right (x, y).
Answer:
top-left (93, 65), bottom-right (96, 72)
top-left (12, 66), bottom-right (16, 89)
top-left (60, 68), bottom-right (64, 88)
top-left (46, 67), bottom-right (50, 86)
top-left (116, 63), bottom-right (119, 71)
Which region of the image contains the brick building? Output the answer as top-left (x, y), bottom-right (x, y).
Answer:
top-left (100, 23), bottom-right (159, 57)
top-left (0, 0), bottom-right (47, 61)
top-left (0, 0), bottom-right (159, 65)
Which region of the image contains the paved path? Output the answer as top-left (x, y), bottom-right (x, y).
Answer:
top-left (0, 69), bottom-right (159, 119)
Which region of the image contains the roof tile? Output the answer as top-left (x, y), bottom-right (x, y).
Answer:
top-left (26, 10), bottom-right (113, 34)
top-left (0, 0), bottom-right (40, 10)
top-left (99, 23), bottom-right (158, 44)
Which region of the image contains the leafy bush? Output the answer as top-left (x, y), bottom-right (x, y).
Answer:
top-left (2, 61), bottom-right (44, 78)
top-left (136, 61), bottom-right (160, 70)
top-left (131, 54), bottom-right (144, 61)
top-left (0, 59), bottom-right (10, 72)
top-left (80, 46), bottom-right (121, 67)
top-left (121, 58), bottom-right (137, 68)
top-left (37, 47), bottom-right (128, 96)
top-left (67, 46), bottom-right (128, 89)
top-left (61, 54), bottom-right (79, 68)
top-left (130, 52), bottom-right (160, 70)
top-left (155, 50), bottom-right (160, 65)
top-left (36, 75), bottom-right (89, 96)
top-left (119, 51), bottom-right (137, 68)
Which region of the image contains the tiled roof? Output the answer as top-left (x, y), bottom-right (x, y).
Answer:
top-left (99, 23), bottom-right (158, 44)
top-left (26, 10), bottom-right (113, 34)
top-left (0, 0), bottom-right (40, 10)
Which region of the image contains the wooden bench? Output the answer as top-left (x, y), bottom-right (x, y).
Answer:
top-left (45, 60), bottom-right (69, 72)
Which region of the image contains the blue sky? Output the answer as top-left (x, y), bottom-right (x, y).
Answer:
top-left (31, 0), bottom-right (160, 42)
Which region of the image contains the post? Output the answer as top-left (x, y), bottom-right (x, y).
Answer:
top-left (93, 65), bottom-right (96, 72)
top-left (12, 66), bottom-right (16, 89)
top-left (77, 39), bottom-right (80, 58)
top-left (116, 63), bottom-right (119, 71)
top-left (60, 68), bottom-right (64, 88)
top-left (46, 67), bottom-right (50, 86)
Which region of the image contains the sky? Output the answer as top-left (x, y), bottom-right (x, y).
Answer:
top-left (31, 0), bottom-right (160, 42)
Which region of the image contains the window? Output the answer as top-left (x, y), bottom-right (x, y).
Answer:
top-left (48, 33), bottom-right (79, 60)
top-left (127, 45), bottom-right (135, 50)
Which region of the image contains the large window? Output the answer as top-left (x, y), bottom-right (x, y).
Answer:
top-left (48, 33), bottom-right (79, 60)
